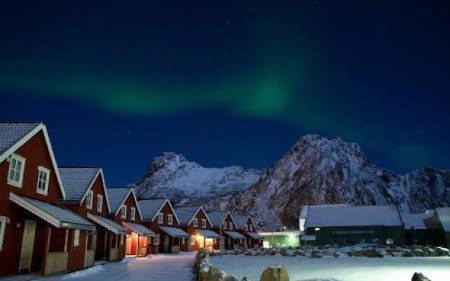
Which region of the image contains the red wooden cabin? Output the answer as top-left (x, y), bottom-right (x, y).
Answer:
top-left (0, 122), bottom-right (94, 277)
top-left (137, 199), bottom-right (189, 253)
top-left (175, 206), bottom-right (221, 251)
top-left (233, 214), bottom-right (263, 248)
top-left (107, 187), bottom-right (155, 257)
top-left (207, 211), bottom-right (246, 250)
top-left (59, 168), bottom-right (129, 263)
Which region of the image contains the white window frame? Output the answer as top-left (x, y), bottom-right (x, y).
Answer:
top-left (222, 222), bottom-right (226, 229)
top-left (192, 218), bottom-right (198, 228)
top-left (74, 230), bottom-right (80, 247)
top-left (86, 190), bottom-right (93, 209)
top-left (154, 234), bottom-right (160, 245)
top-left (130, 207), bottom-right (136, 221)
top-left (168, 214), bottom-right (173, 225)
top-left (0, 216), bottom-right (7, 251)
top-left (7, 154), bottom-right (26, 188)
top-left (244, 225), bottom-right (248, 231)
top-left (249, 225), bottom-right (254, 231)
top-left (201, 219), bottom-right (206, 228)
top-left (121, 205), bottom-right (127, 219)
top-left (229, 222), bottom-right (233, 230)
top-left (157, 213), bottom-right (163, 224)
top-left (36, 166), bottom-right (50, 195)
top-left (97, 194), bottom-right (103, 213)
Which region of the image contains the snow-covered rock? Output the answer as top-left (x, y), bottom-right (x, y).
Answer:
top-left (206, 135), bottom-right (450, 230)
top-left (132, 152), bottom-right (260, 205)
top-left (132, 136), bottom-right (450, 231)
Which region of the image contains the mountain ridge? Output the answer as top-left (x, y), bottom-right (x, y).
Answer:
top-left (132, 135), bottom-right (450, 230)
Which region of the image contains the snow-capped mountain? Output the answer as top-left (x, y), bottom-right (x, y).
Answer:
top-left (205, 135), bottom-right (450, 230)
top-left (132, 136), bottom-right (450, 231)
top-left (131, 152), bottom-right (261, 206)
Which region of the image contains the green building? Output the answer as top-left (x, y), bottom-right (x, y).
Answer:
top-left (302, 204), bottom-right (405, 246)
top-left (259, 231), bottom-right (300, 248)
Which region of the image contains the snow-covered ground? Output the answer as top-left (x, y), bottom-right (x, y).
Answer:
top-left (210, 255), bottom-right (450, 281)
top-left (41, 252), bottom-right (196, 281)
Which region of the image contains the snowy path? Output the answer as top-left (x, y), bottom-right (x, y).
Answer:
top-left (211, 255), bottom-right (450, 281)
top-left (41, 252), bottom-right (196, 281)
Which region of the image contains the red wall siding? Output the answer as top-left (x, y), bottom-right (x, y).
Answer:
top-left (0, 131), bottom-right (65, 276)
top-left (113, 192), bottom-right (141, 224)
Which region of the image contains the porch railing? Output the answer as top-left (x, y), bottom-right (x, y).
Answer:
top-left (84, 250), bottom-right (95, 268)
top-left (44, 251), bottom-right (68, 275)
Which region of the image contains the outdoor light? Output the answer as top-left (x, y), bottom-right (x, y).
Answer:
top-left (314, 227), bottom-right (320, 231)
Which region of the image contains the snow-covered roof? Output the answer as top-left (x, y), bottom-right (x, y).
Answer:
top-left (123, 222), bottom-right (156, 237)
top-left (9, 193), bottom-right (94, 230)
top-left (224, 231), bottom-right (245, 240)
top-left (304, 205), bottom-right (402, 228)
top-left (195, 229), bottom-right (221, 239)
top-left (0, 122), bottom-right (40, 156)
top-left (107, 188), bottom-right (132, 214)
top-left (175, 206), bottom-right (201, 225)
top-left (0, 122), bottom-right (67, 199)
top-left (87, 213), bottom-right (129, 235)
top-left (435, 207), bottom-right (450, 232)
top-left (159, 226), bottom-right (190, 238)
top-left (59, 167), bottom-right (100, 201)
top-left (207, 211), bottom-right (230, 228)
top-left (138, 199), bottom-right (166, 221)
top-left (300, 204), bottom-right (349, 219)
top-left (401, 213), bottom-right (434, 230)
top-left (233, 215), bottom-right (249, 229)
top-left (247, 232), bottom-right (263, 240)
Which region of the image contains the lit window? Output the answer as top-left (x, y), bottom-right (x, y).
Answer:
top-left (157, 213), bottom-right (163, 224)
top-left (36, 166), bottom-right (50, 195)
top-left (8, 154), bottom-right (26, 188)
top-left (154, 234), bottom-right (160, 245)
top-left (314, 227), bottom-right (321, 231)
top-left (201, 219), bottom-right (206, 228)
top-left (121, 205), bottom-right (127, 219)
top-left (74, 230), bottom-right (80, 247)
top-left (97, 195), bottom-right (103, 213)
top-left (131, 207), bottom-right (136, 221)
top-left (229, 222), bottom-right (233, 230)
top-left (168, 214), bottom-right (173, 225)
top-left (0, 216), bottom-right (6, 251)
top-left (190, 236), bottom-right (195, 245)
top-left (86, 191), bottom-right (93, 209)
top-left (193, 218), bottom-right (198, 227)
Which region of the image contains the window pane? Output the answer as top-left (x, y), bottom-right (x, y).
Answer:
top-left (15, 172), bottom-right (20, 182)
top-left (16, 160), bottom-right (22, 170)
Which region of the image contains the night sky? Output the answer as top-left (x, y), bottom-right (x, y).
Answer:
top-left (1, 1), bottom-right (449, 186)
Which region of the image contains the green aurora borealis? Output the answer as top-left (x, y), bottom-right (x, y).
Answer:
top-left (1, 1), bottom-right (449, 183)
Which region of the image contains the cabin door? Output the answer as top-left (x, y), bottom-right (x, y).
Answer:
top-left (164, 234), bottom-right (170, 252)
top-left (19, 220), bottom-right (36, 273)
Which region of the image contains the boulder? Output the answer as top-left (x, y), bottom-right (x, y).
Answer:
top-left (223, 275), bottom-right (239, 281)
top-left (333, 251), bottom-right (348, 258)
top-left (362, 249), bottom-right (383, 258)
top-left (193, 249), bottom-right (210, 271)
top-left (310, 251), bottom-right (322, 258)
top-left (411, 272), bottom-right (432, 281)
top-left (435, 247), bottom-right (450, 257)
top-left (206, 266), bottom-right (227, 281)
top-left (295, 250), bottom-right (306, 256)
top-left (259, 265), bottom-right (289, 281)
top-left (241, 277), bottom-right (252, 281)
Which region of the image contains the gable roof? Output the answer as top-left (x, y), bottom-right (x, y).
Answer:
top-left (0, 122), bottom-right (66, 199)
top-left (304, 204), bottom-right (403, 228)
top-left (175, 206), bottom-right (211, 226)
top-left (435, 207), bottom-right (450, 232)
top-left (59, 167), bottom-right (111, 214)
top-left (138, 199), bottom-right (179, 224)
top-left (401, 212), bottom-right (435, 230)
top-left (233, 214), bottom-right (253, 229)
top-left (107, 188), bottom-right (143, 220)
top-left (207, 211), bottom-right (236, 228)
